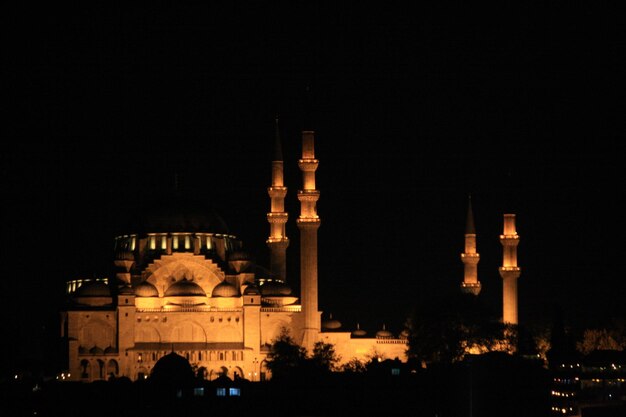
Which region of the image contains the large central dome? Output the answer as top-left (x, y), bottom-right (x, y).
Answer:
top-left (123, 194), bottom-right (230, 236)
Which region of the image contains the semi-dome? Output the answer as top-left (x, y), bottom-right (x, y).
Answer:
top-left (211, 281), bottom-right (240, 297)
top-left (165, 278), bottom-right (206, 297)
top-left (165, 279), bottom-right (206, 297)
top-left (135, 281), bottom-right (159, 297)
top-left (260, 280), bottom-right (292, 296)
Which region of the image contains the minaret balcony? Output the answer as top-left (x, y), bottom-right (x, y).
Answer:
top-left (298, 159), bottom-right (319, 171)
top-left (297, 190), bottom-right (320, 202)
top-left (499, 235), bottom-right (520, 246)
top-left (266, 237), bottom-right (289, 244)
top-left (461, 253), bottom-right (480, 264)
top-left (267, 186), bottom-right (287, 198)
top-left (297, 218), bottom-right (321, 229)
top-left (267, 213), bottom-right (288, 224)
top-left (499, 266), bottom-right (521, 279)
top-left (460, 282), bottom-right (482, 295)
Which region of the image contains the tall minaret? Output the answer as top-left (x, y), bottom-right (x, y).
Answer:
top-left (297, 129), bottom-right (321, 353)
top-left (460, 195), bottom-right (481, 295)
top-left (499, 213), bottom-right (521, 325)
top-left (266, 116), bottom-right (289, 282)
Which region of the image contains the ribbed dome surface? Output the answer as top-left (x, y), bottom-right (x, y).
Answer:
top-left (212, 281), bottom-right (240, 297)
top-left (135, 281), bottom-right (159, 297)
top-left (165, 279), bottom-right (206, 297)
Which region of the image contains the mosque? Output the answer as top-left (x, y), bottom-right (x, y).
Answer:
top-left (60, 123), bottom-right (521, 382)
top-left (60, 124), bottom-right (408, 382)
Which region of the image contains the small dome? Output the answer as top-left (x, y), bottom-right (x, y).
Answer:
top-left (260, 280), bottom-right (292, 296)
top-left (212, 281), bottom-right (240, 297)
top-left (135, 281), bottom-right (159, 297)
top-left (165, 279), bottom-right (206, 297)
top-left (376, 324), bottom-right (394, 338)
top-left (399, 328), bottom-right (410, 339)
top-left (89, 346), bottom-right (104, 355)
top-left (74, 281), bottom-right (111, 298)
top-left (351, 323), bottom-right (367, 337)
top-left (118, 284), bottom-right (135, 295)
top-left (322, 314), bottom-right (342, 330)
top-left (243, 283), bottom-right (261, 295)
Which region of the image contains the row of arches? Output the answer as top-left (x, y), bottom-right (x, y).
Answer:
top-left (79, 359), bottom-right (119, 381)
top-left (138, 350), bottom-right (245, 364)
top-left (135, 322), bottom-right (240, 342)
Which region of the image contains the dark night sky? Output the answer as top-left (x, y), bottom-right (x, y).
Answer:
top-left (2, 3), bottom-right (625, 373)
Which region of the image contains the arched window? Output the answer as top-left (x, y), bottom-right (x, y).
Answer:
top-left (107, 360), bottom-right (119, 378)
top-left (80, 360), bottom-right (90, 380)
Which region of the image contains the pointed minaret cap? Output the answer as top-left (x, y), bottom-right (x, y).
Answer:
top-left (465, 194), bottom-right (476, 234)
top-left (273, 114), bottom-right (283, 162)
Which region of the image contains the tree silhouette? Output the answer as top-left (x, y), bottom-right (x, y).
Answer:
top-left (405, 291), bottom-right (515, 366)
top-left (264, 327), bottom-right (307, 381)
top-left (310, 340), bottom-right (341, 372)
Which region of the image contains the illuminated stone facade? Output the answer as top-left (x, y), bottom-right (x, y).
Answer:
top-left (60, 127), bottom-right (407, 382)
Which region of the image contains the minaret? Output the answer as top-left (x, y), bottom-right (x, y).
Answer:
top-left (266, 116), bottom-right (289, 282)
top-left (297, 129), bottom-right (321, 353)
top-left (460, 195), bottom-right (481, 295)
top-left (499, 213), bottom-right (521, 325)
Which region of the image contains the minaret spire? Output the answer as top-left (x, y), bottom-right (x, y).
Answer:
top-left (266, 115), bottom-right (289, 282)
top-left (499, 213), bottom-right (521, 325)
top-left (460, 194), bottom-right (481, 295)
top-left (297, 129), bottom-right (321, 353)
